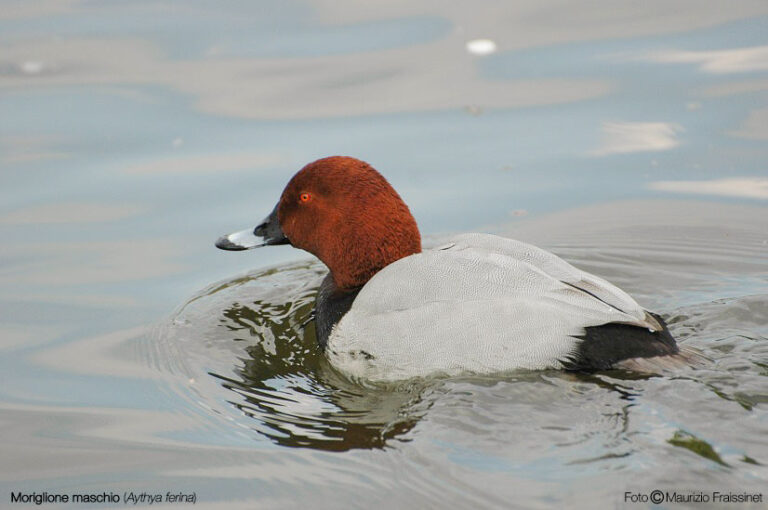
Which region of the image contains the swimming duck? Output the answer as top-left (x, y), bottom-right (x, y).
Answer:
top-left (216, 156), bottom-right (697, 381)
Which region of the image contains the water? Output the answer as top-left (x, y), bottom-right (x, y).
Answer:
top-left (2, 1), bottom-right (767, 508)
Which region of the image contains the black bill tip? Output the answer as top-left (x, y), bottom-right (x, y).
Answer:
top-left (215, 236), bottom-right (250, 251)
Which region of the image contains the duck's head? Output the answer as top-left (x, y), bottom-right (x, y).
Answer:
top-left (216, 156), bottom-right (421, 290)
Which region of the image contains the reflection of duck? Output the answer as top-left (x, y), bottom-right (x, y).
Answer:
top-left (210, 286), bottom-right (428, 451)
top-left (217, 156), bottom-right (702, 381)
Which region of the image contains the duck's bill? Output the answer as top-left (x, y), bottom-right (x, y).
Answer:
top-left (215, 204), bottom-right (289, 251)
top-left (215, 228), bottom-right (267, 250)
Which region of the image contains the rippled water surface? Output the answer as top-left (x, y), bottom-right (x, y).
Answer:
top-left (2, 1), bottom-right (767, 508)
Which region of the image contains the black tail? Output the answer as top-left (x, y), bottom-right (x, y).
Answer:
top-left (564, 313), bottom-right (696, 371)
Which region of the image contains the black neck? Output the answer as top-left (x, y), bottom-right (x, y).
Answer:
top-left (314, 273), bottom-right (361, 349)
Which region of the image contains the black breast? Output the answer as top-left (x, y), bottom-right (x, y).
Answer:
top-left (314, 274), bottom-right (361, 349)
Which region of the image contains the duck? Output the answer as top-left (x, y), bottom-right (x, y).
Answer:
top-left (216, 156), bottom-right (700, 381)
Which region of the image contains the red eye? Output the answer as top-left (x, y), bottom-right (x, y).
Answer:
top-left (299, 192), bottom-right (312, 203)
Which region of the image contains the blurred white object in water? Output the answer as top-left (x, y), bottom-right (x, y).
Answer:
top-left (466, 39), bottom-right (497, 56)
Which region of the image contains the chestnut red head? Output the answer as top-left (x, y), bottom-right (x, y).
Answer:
top-left (216, 156), bottom-right (422, 290)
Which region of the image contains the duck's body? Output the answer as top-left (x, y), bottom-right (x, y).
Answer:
top-left (320, 233), bottom-right (678, 380)
top-left (217, 156), bottom-right (696, 381)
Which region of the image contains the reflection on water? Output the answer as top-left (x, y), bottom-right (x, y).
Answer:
top-left (649, 177), bottom-right (768, 200)
top-left (589, 121), bottom-right (682, 156)
top-left (165, 262), bottom-right (432, 451)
